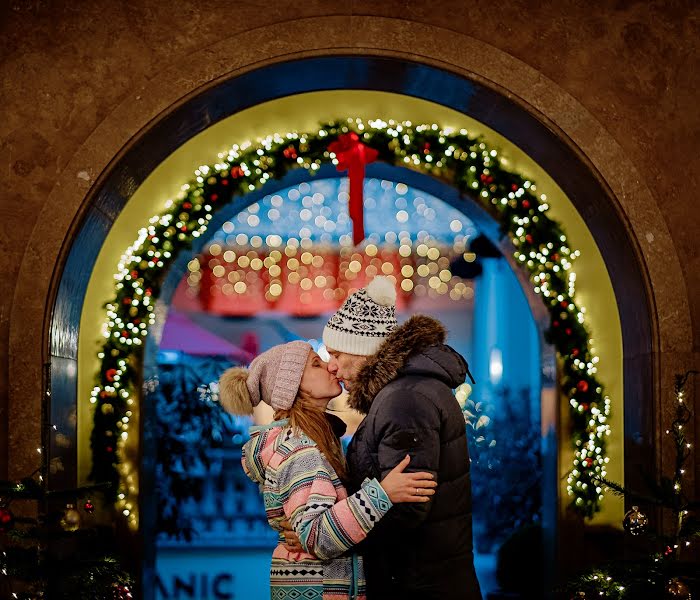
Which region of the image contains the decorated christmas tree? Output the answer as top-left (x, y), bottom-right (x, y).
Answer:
top-left (566, 370), bottom-right (700, 599)
top-left (0, 376), bottom-right (133, 599)
top-left (0, 476), bottom-right (133, 598)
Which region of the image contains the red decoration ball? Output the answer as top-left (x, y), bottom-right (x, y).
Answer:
top-left (572, 348), bottom-right (580, 357)
top-left (522, 200), bottom-right (530, 209)
top-left (84, 500), bottom-right (95, 514)
top-left (0, 507), bottom-right (15, 532)
top-left (106, 369), bottom-right (117, 382)
top-left (525, 234), bottom-right (534, 243)
top-left (565, 328), bottom-right (572, 335)
top-left (584, 458), bottom-right (593, 467)
top-left (577, 380), bottom-right (589, 393)
top-left (210, 193), bottom-right (219, 201)
top-left (221, 179), bottom-right (229, 186)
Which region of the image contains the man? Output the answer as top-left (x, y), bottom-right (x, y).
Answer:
top-left (285, 275), bottom-right (482, 599)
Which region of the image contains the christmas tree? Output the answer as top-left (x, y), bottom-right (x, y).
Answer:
top-left (0, 475), bottom-right (134, 598)
top-left (566, 370), bottom-right (700, 599)
top-left (0, 372), bottom-right (133, 599)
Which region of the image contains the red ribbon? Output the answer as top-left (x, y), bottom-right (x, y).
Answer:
top-left (328, 132), bottom-right (378, 246)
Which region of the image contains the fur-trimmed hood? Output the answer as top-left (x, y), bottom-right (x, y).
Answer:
top-left (347, 315), bottom-right (474, 414)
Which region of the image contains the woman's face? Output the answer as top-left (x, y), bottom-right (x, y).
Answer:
top-left (298, 351), bottom-right (343, 407)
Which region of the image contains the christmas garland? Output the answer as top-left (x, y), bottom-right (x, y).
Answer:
top-left (89, 118), bottom-right (611, 528)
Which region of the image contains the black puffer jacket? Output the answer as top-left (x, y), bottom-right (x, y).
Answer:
top-left (345, 315), bottom-right (482, 600)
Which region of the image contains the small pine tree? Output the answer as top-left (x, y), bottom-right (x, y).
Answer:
top-left (566, 370), bottom-right (700, 598)
top-left (0, 478), bottom-right (133, 599)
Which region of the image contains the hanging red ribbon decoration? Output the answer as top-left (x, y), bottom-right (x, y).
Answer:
top-left (327, 132), bottom-right (379, 246)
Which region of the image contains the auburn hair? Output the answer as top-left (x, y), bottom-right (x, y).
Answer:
top-left (275, 396), bottom-right (347, 481)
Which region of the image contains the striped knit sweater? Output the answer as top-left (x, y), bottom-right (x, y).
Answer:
top-left (242, 419), bottom-right (392, 599)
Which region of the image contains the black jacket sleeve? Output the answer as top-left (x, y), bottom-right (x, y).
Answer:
top-left (374, 387), bottom-right (441, 528)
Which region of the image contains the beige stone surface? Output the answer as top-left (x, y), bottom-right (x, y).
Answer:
top-left (0, 2), bottom-right (698, 509)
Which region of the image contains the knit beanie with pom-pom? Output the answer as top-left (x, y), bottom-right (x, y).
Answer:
top-left (218, 341), bottom-right (312, 414)
top-left (322, 275), bottom-right (397, 356)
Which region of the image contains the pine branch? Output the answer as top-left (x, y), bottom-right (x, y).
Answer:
top-left (45, 481), bottom-right (112, 498)
top-left (593, 476), bottom-right (665, 506)
top-left (0, 477), bottom-right (43, 499)
top-left (679, 516), bottom-right (700, 539)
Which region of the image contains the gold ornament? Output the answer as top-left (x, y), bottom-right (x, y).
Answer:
top-left (60, 503), bottom-right (81, 532)
top-left (622, 505), bottom-right (648, 535)
top-left (666, 578), bottom-right (692, 599)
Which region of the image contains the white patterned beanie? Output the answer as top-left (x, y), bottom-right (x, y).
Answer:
top-left (322, 276), bottom-right (398, 356)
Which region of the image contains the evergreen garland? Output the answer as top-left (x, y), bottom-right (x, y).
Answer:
top-left (89, 118), bottom-right (612, 526)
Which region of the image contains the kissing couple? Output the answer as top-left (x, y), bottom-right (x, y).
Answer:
top-left (219, 275), bottom-right (482, 600)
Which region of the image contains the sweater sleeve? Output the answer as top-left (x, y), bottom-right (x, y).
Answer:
top-left (375, 389), bottom-right (441, 528)
top-left (275, 445), bottom-right (393, 560)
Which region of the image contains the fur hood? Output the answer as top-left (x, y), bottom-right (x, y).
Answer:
top-left (347, 315), bottom-right (472, 414)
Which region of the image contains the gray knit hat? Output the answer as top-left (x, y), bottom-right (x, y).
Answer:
top-left (218, 341), bottom-right (312, 414)
top-left (322, 276), bottom-right (398, 356)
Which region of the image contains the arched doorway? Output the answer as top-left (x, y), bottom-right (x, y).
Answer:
top-left (142, 168), bottom-right (556, 597)
top-left (45, 55), bottom-right (653, 596)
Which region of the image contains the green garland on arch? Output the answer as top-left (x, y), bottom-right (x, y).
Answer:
top-left (89, 118), bottom-right (612, 528)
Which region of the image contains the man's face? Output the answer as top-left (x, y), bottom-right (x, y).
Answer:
top-left (325, 348), bottom-right (368, 391)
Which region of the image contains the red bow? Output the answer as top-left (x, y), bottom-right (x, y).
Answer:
top-left (328, 132), bottom-right (378, 246)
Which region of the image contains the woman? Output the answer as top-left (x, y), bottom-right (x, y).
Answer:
top-left (219, 340), bottom-right (436, 600)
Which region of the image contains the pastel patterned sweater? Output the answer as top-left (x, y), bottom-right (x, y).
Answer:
top-left (242, 419), bottom-right (393, 600)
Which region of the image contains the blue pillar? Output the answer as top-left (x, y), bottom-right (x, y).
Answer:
top-left (472, 258), bottom-right (540, 423)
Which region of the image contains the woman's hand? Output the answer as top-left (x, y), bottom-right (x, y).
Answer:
top-left (380, 455), bottom-right (437, 503)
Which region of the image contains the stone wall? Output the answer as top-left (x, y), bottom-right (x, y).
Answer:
top-left (1, 1), bottom-right (698, 507)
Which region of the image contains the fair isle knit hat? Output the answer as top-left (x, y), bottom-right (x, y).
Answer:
top-left (322, 276), bottom-right (397, 356)
top-left (218, 341), bottom-right (312, 414)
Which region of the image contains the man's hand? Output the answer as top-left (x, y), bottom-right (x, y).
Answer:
top-left (280, 519), bottom-right (302, 552)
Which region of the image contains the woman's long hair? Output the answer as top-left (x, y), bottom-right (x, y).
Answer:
top-left (275, 395), bottom-right (347, 480)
